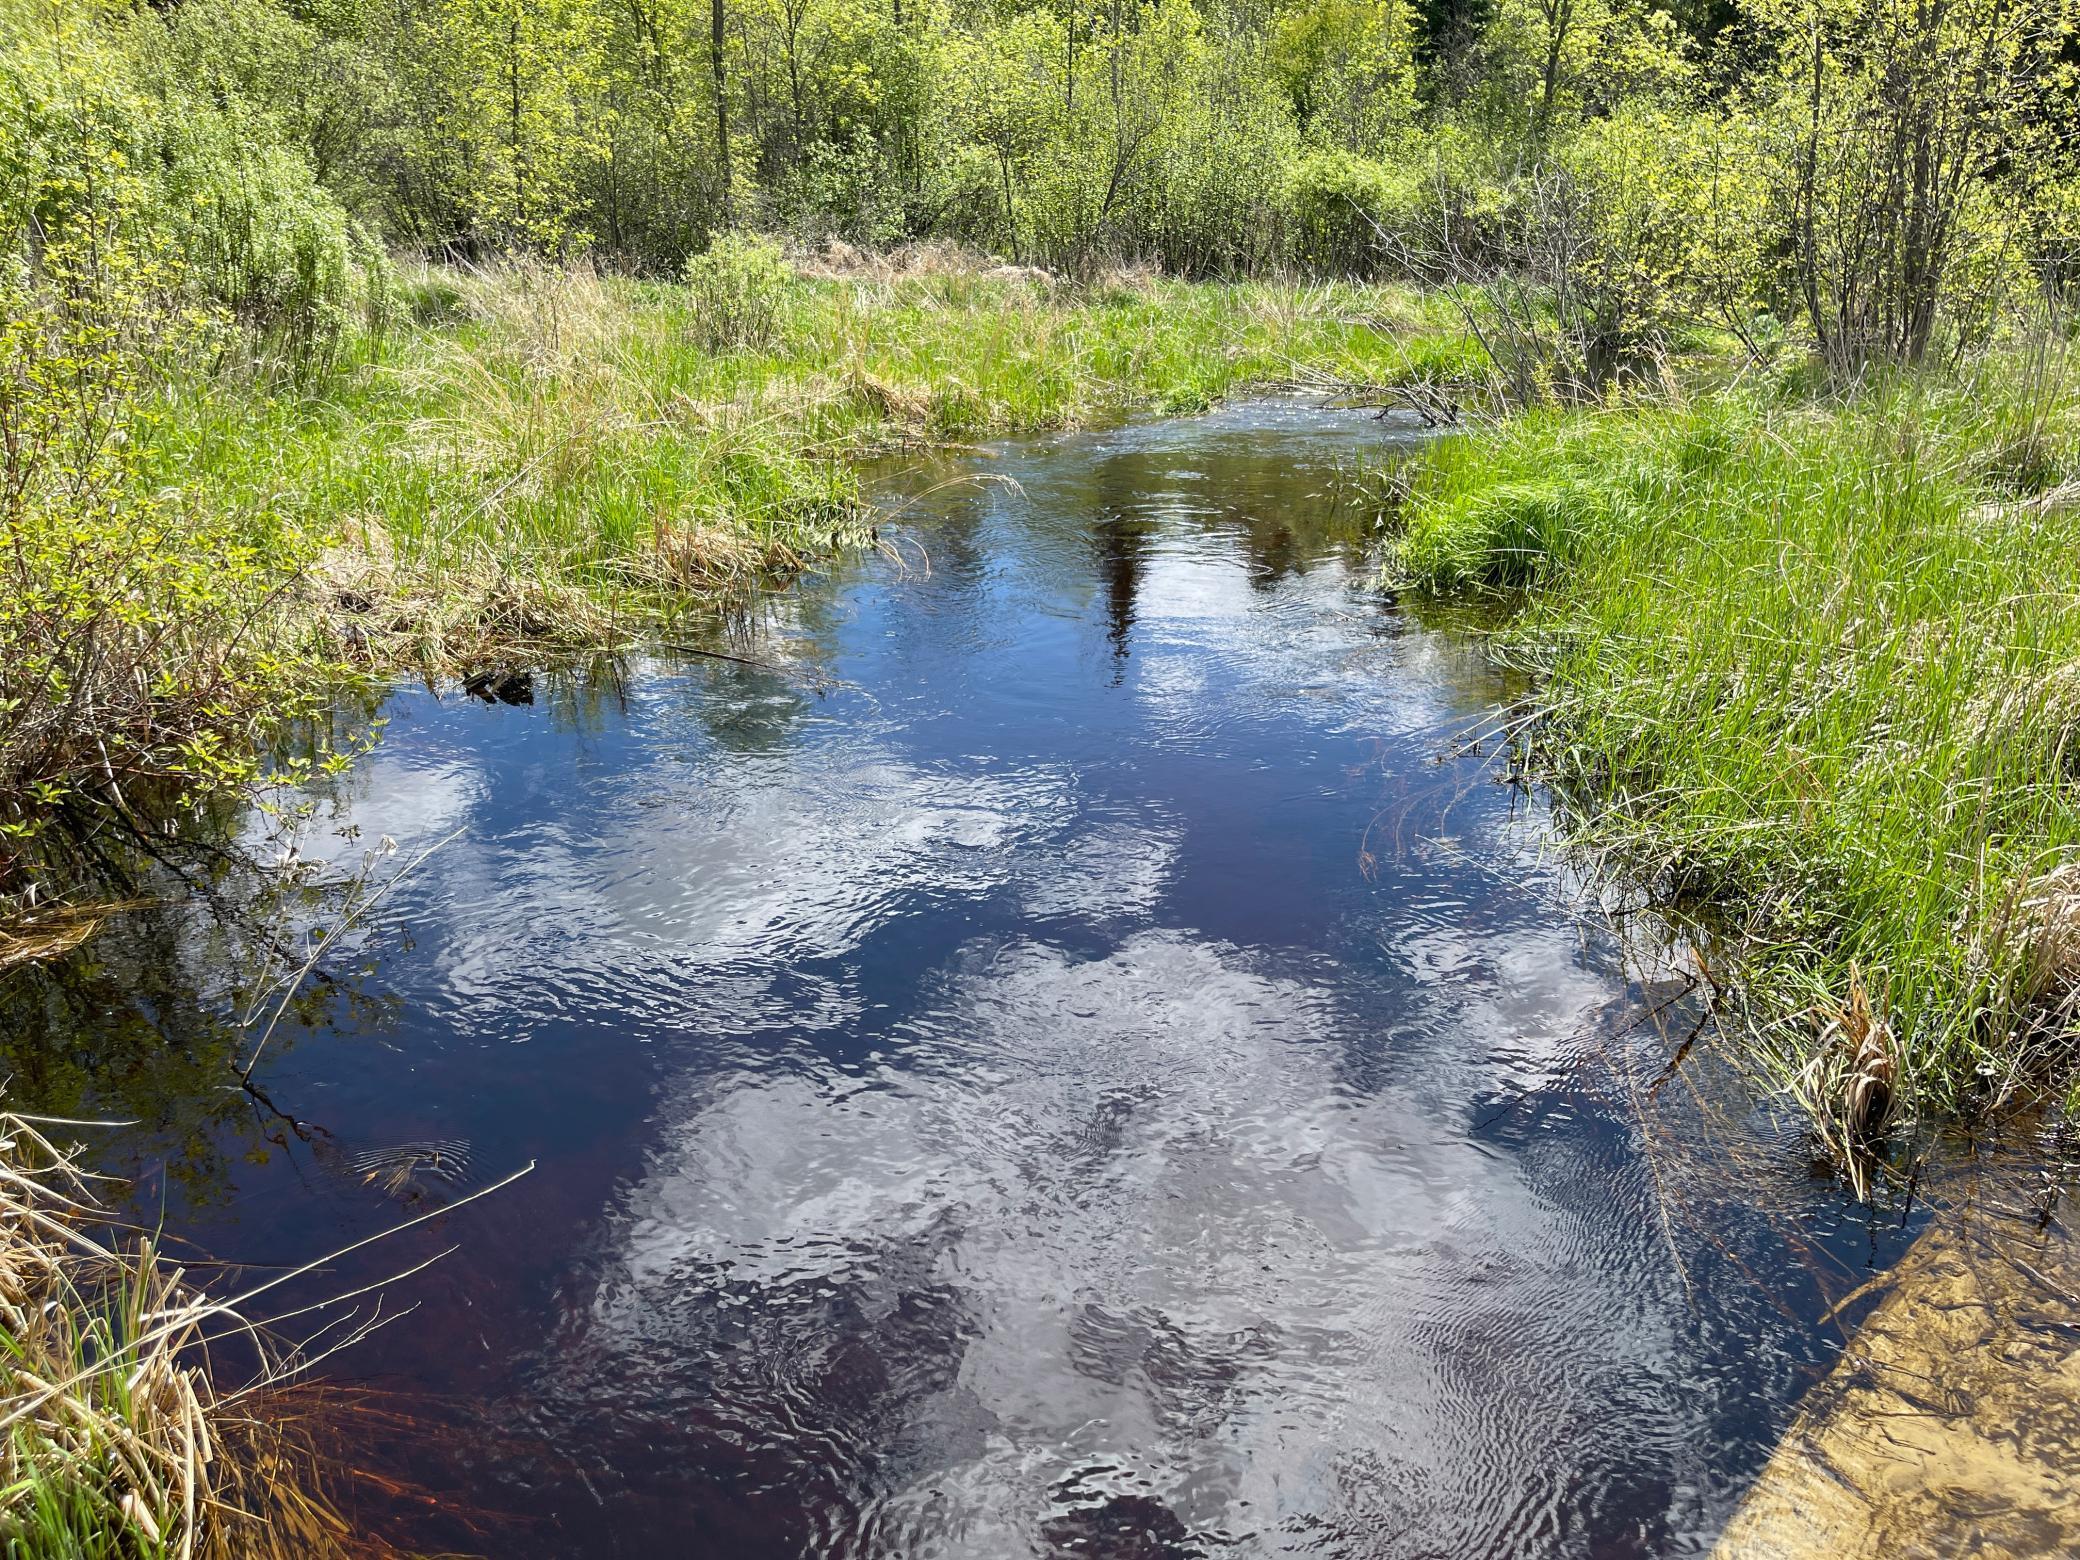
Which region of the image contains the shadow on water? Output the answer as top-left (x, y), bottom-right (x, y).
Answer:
top-left (0, 401), bottom-right (1952, 1557)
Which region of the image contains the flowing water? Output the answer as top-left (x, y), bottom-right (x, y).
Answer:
top-left (4, 403), bottom-right (1923, 1557)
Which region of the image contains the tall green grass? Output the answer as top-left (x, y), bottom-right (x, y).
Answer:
top-left (143, 261), bottom-right (1474, 668)
top-left (1393, 357), bottom-right (2080, 1161)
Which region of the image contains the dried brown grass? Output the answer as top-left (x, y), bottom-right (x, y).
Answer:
top-left (0, 904), bottom-right (148, 975)
top-left (788, 236), bottom-right (1051, 286)
top-left (0, 1112), bottom-right (358, 1558)
top-left (1799, 968), bottom-right (1898, 1195)
top-left (312, 522), bottom-right (627, 674)
top-left (1984, 857), bottom-right (2080, 1020)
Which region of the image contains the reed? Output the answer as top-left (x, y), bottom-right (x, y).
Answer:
top-left (0, 1112), bottom-right (354, 1559)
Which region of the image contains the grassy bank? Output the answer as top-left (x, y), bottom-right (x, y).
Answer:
top-left (4, 255), bottom-right (1471, 911)
top-left (1391, 354), bottom-right (2080, 1169)
top-left (153, 257), bottom-right (1470, 668)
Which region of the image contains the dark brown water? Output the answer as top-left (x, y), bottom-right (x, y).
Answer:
top-left (4, 404), bottom-right (1919, 1557)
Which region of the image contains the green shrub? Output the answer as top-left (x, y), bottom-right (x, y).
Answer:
top-left (0, 0), bottom-right (370, 368)
top-left (683, 232), bottom-right (793, 353)
top-left (1286, 130), bottom-right (1524, 283)
top-left (1548, 105), bottom-right (1768, 380)
top-left (0, 1), bottom-right (342, 902)
top-left (153, 105), bottom-right (359, 360)
top-left (0, 242), bottom-right (328, 896)
top-left (1287, 150), bottom-right (1410, 276)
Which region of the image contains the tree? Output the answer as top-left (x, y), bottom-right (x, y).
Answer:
top-left (433, 0), bottom-right (612, 250)
top-left (1270, 0), bottom-right (1420, 149)
top-left (713, 0), bottom-right (733, 214)
top-left (945, 12), bottom-right (1059, 259)
top-left (1755, 0), bottom-right (2080, 371)
top-left (1480, 0), bottom-right (1692, 138)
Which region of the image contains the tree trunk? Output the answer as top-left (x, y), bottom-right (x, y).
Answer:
top-left (1001, 153), bottom-right (1019, 262)
top-left (509, 10), bottom-right (526, 233)
top-left (1534, 0), bottom-right (1570, 141)
top-left (711, 0), bottom-right (732, 219)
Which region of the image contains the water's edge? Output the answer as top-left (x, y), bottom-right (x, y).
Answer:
top-left (8, 403), bottom-right (1922, 1558)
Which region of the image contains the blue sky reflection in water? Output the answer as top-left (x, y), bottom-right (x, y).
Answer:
top-left (9, 403), bottom-right (1917, 1557)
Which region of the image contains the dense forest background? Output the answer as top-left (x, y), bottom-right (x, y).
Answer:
top-left (8, 0), bottom-right (2079, 383)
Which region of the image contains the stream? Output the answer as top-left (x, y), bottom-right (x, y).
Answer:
top-left (3, 402), bottom-right (1924, 1557)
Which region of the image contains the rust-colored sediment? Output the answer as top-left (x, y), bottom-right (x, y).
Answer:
top-left (1714, 1193), bottom-right (2080, 1559)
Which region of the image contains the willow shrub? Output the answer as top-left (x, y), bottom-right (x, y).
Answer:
top-left (0, 3), bottom-right (351, 903)
top-left (1, 0), bottom-right (378, 367)
top-left (0, 242), bottom-right (336, 894)
top-left (684, 232), bottom-right (792, 352)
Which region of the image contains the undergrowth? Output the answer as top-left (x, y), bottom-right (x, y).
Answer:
top-left (1391, 350), bottom-right (2080, 1172)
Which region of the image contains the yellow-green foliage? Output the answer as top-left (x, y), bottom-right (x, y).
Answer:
top-left (938, 0), bottom-right (1300, 274)
top-left (1269, 0), bottom-right (1420, 150)
top-left (1549, 103), bottom-right (1769, 363)
top-left (0, 239), bottom-right (333, 879)
top-left (683, 231), bottom-right (792, 351)
top-left (0, 0), bottom-right (379, 363)
top-left (1479, 0), bottom-right (1694, 135)
top-left (1745, 0), bottom-right (2079, 369)
top-left (419, 0), bottom-right (613, 251)
top-left (0, 1), bottom-right (352, 899)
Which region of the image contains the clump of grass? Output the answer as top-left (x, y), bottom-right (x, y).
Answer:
top-left (0, 1112), bottom-right (355, 1558)
top-left (1390, 358), bottom-right (2080, 1166)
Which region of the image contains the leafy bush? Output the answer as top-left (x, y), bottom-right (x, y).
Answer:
top-left (1288, 150), bottom-right (1415, 275)
top-left (1748, 0), bottom-right (2067, 373)
top-left (153, 106), bottom-right (360, 359)
top-left (1286, 128), bottom-right (1529, 284)
top-left (1411, 108), bottom-right (1767, 399)
top-left (0, 243), bottom-right (326, 893)
top-left (1548, 105), bottom-right (1768, 378)
top-left (0, 2), bottom-right (338, 900)
top-left (0, 0), bottom-right (372, 367)
top-left (683, 232), bottom-right (793, 353)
